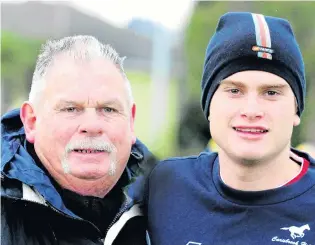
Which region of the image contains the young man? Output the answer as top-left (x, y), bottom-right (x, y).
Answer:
top-left (147, 12), bottom-right (315, 245)
top-left (1, 35), bottom-right (155, 245)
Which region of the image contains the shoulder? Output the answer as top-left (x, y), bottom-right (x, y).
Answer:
top-left (149, 152), bottom-right (217, 182)
top-left (155, 151), bottom-right (217, 170)
top-left (128, 138), bottom-right (158, 177)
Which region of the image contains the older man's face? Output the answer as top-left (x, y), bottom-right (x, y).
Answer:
top-left (23, 55), bottom-right (136, 197)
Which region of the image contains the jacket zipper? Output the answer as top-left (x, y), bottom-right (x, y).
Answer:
top-left (48, 201), bottom-right (103, 235)
top-left (23, 183), bottom-right (141, 242)
top-left (27, 187), bottom-right (103, 235)
top-left (105, 200), bottom-right (130, 235)
top-left (23, 192), bottom-right (136, 243)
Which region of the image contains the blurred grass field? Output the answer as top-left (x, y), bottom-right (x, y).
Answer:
top-left (126, 71), bottom-right (179, 159)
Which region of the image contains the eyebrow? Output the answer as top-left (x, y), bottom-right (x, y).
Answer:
top-left (54, 100), bottom-right (79, 108)
top-left (56, 99), bottom-right (123, 108)
top-left (220, 80), bottom-right (246, 88)
top-left (220, 80), bottom-right (289, 90)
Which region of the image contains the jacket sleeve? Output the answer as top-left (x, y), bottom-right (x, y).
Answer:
top-left (1, 198), bottom-right (15, 245)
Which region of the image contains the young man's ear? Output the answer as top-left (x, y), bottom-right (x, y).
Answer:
top-left (20, 102), bottom-right (37, 143)
top-left (293, 115), bottom-right (301, 127)
top-left (293, 101), bottom-right (301, 127)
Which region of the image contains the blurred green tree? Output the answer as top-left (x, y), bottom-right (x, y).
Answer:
top-left (1, 31), bottom-right (42, 112)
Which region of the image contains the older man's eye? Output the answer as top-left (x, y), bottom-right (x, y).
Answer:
top-left (62, 107), bottom-right (79, 112)
top-left (102, 107), bottom-right (116, 113)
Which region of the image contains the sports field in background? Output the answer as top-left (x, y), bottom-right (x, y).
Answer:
top-left (127, 71), bottom-right (179, 159)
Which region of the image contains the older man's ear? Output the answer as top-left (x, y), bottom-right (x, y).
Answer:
top-left (130, 103), bottom-right (137, 145)
top-left (20, 102), bottom-right (36, 144)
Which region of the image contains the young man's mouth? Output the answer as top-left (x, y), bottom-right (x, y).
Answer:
top-left (233, 127), bottom-right (269, 133)
top-left (232, 126), bottom-right (269, 139)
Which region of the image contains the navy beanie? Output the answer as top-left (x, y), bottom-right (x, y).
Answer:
top-left (201, 12), bottom-right (306, 119)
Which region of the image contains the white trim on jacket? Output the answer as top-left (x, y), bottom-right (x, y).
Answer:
top-left (22, 183), bottom-right (143, 245)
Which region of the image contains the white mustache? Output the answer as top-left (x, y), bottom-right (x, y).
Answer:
top-left (65, 138), bottom-right (116, 153)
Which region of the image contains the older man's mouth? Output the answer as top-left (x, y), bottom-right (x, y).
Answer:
top-left (73, 149), bottom-right (106, 154)
top-left (69, 149), bottom-right (109, 162)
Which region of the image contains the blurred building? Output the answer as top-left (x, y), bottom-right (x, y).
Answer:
top-left (1, 1), bottom-right (184, 75)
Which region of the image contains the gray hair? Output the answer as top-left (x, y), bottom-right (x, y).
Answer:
top-left (29, 35), bottom-right (133, 105)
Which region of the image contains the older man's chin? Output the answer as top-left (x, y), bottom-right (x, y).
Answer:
top-left (59, 167), bottom-right (120, 197)
top-left (61, 159), bottom-right (117, 179)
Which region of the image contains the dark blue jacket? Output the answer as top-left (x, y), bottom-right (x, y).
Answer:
top-left (1, 108), bottom-right (156, 245)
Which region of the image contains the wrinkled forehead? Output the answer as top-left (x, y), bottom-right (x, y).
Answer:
top-left (45, 54), bottom-right (122, 80)
top-left (41, 56), bottom-right (130, 107)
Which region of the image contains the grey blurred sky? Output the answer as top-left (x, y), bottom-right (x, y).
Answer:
top-left (4, 0), bottom-right (195, 30)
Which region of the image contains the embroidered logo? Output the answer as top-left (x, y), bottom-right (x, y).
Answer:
top-left (271, 224), bottom-right (312, 245)
top-left (252, 45), bottom-right (274, 54)
top-left (186, 242), bottom-right (202, 245)
top-left (280, 224), bottom-right (310, 239)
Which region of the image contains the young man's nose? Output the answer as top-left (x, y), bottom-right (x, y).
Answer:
top-left (240, 96), bottom-right (264, 120)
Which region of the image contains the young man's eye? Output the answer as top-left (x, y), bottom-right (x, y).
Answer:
top-left (228, 88), bottom-right (241, 94)
top-left (265, 90), bottom-right (279, 96)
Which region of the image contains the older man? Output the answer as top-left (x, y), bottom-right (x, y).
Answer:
top-left (147, 12), bottom-right (315, 245)
top-left (1, 35), bottom-right (154, 245)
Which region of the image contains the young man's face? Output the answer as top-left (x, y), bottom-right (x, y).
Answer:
top-left (209, 70), bottom-right (300, 163)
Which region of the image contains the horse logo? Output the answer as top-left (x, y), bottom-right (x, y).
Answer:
top-left (280, 224), bottom-right (310, 239)
top-left (186, 242), bottom-right (202, 245)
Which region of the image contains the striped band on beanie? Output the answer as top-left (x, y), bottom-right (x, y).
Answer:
top-left (251, 13), bottom-right (272, 60)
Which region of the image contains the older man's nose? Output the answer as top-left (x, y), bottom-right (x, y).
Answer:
top-left (78, 108), bottom-right (104, 136)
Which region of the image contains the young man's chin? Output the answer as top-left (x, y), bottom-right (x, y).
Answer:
top-left (230, 149), bottom-right (268, 163)
top-left (238, 152), bottom-right (268, 164)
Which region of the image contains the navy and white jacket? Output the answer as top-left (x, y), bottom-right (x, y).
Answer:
top-left (1, 108), bottom-right (155, 245)
top-left (147, 151), bottom-right (315, 245)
